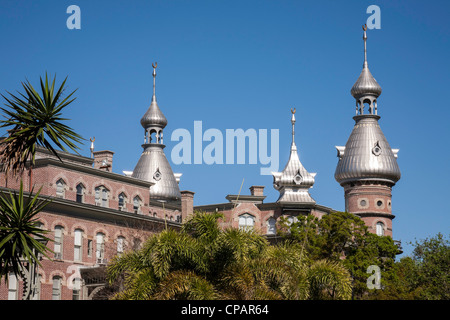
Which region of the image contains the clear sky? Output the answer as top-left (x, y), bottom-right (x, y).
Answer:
top-left (1, 0), bottom-right (449, 257)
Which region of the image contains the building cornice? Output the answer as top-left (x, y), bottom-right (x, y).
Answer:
top-left (0, 186), bottom-right (181, 229)
top-left (33, 157), bottom-right (154, 188)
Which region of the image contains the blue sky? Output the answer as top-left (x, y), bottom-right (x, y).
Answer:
top-left (1, 0), bottom-right (449, 257)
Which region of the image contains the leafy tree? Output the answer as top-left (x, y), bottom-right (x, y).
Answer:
top-left (106, 211), bottom-right (353, 300)
top-left (277, 211), bottom-right (401, 299)
top-left (369, 233), bottom-right (449, 300)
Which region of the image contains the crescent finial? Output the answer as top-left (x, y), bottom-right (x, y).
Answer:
top-left (291, 108), bottom-right (296, 114)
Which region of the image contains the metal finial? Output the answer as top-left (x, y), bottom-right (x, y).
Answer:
top-left (152, 62), bottom-right (157, 101)
top-left (362, 24), bottom-right (368, 68)
top-left (291, 108), bottom-right (296, 145)
top-left (89, 137), bottom-right (95, 158)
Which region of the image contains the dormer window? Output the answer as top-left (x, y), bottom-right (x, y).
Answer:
top-left (238, 213), bottom-right (255, 230)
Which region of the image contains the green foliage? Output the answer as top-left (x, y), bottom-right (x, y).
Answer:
top-left (107, 211), bottom-right (353, 300)
top-left (0, 181), bottom-right (52, 280)
top-left (0, 73), bottom-right (84, 174)
top-left (369, 233), bottom-right (449, 300)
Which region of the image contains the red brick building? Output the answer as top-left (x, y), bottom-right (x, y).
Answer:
top-left (0, 29), bottom-right (401, 300)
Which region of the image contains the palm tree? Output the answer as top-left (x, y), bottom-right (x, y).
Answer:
top-left (0, 73), bottom-right (84, 180)
top-left (0, 73), bottom-right (82, 294)
top-left (106, 211), bottom-right (353, 300)
top-left (0, 181), bottom-right (52, 281)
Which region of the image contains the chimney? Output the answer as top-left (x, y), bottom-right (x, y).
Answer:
top-left (249, 185), bottom-right (264, 196)
top-left (180, 190), bottom-right (195, 222)
top-left (93, 150), bottom-right (114, 172)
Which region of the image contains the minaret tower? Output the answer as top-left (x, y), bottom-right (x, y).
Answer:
top-left (335, 26), bottom-right (401, 237)
top-left (132, 63), bottom-right (181, 201)
top-left (273, 108), bottom-right (316, 207)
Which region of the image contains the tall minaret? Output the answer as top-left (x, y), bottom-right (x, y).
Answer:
top-left (335, 26), bottom-right (401, 237)
top-left (272, 108), bottom-right (316, 206)
top-left (132, 63), bottom-right (181, 201)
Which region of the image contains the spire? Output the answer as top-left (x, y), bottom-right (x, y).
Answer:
top-left (351, 25), bottom-right (382, 115)
top-left (291, 108), bottom-right (296, 148)
top-left (132, 63), bottom-right (181, 201)
top-left (335, 26), bottom-right (400, 186)
top-left (363, 24), bottom-right (368, 68)
top-left (152, 62), bottom-right (157, 102)
top-left (272, 109), bottom-right (316, 205)
top-left (140, 62), bottom-right (168, 144)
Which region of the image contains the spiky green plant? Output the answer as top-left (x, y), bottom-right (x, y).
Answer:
top-left (0, 73), bottom-right (83, 175)
top-left (0, 181), bottom-right (52, 280)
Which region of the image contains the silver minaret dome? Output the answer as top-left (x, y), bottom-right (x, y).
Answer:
top-left (140, 63), bottom-right (168, 130)
top-left (350, 25), bottom-right (382, 116)
top-left (335, 26), bottom-right (401, 186)
top-left (132, 63), bottom-right (182, 201)
top-left (272, 109), bottom-right (316, 205)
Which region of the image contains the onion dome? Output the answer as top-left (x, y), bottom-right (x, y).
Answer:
top-left (131, 63), bottom-right (181, 201)
top-left (351, 25), bottom-right (382, 116)
top-left (335, 115), bottom-right (401, 185)
top-left (335, 26), bottom-right (400, 186)
top-left (140, 64), bottom-right (168, 129)
top-left (351, 67), bottom-right (382, 100)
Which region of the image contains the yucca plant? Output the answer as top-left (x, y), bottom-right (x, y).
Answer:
top-left (0, 73), bottom-right (84, 176)
top-left (0, 181), bottom-right (52, 280)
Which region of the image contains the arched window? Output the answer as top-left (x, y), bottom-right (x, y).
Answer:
top-left (74, 229), bottom-right (83, 262)
top-left (133, 196), bottom-right (141, 214)
top-left (118, 193), bottom-right (127, 211)
top-left (76, 184), bottom-right (84, 203)
top-left (95, 186), bottom-right (109, 207)
top-left (96, 232), bottom-right (105, 264)
top-left (238, 213), bottom-right (255, 230)
top-left (54, 225), bottom-right (64, 259)
top-left (52, 276), bottom-right (62, 300)
top-left (376, 222), bottom-right (385, 236)
top-left (117, 236), bottom-right (125, 255)
top-left (267, 217), bottom-right (276, 235)
top-left (72, 277), bottom-right (82, 300)
top-left (56, 179), bottom-right (66, 198)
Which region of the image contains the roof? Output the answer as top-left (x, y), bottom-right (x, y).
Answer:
top-left (334, 115), bottom-right (401, 185)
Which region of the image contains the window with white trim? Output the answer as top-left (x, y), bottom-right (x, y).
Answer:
top-left (376, 222), bottom-right (385, 236)
top-left (56, 179), bottom-right (66, 198)
top-left (72, 278), bottom-right (81, 300)
top-left (95, 186), bottom-right (109, 207)
top-left (118, 193), bottom-right (127, 211)
top-left (267, 217), bottom-right (276, 235)
top-left (7, 273), bottom-right (18, 300)
top-left (54, 225), bottom-right (64, 259)
top-left (96, 232), bottom-right (105, 262)
top-left (52, 276), bottom-right (62, 300)
top-left (74, 229), bottom-right (83, 262)
top-left (117, 236), bottom-right (125, 255)
top-left (238, 213), bottom-right (255, 230)
top-left (133, 196), bottom-right (141, 214)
